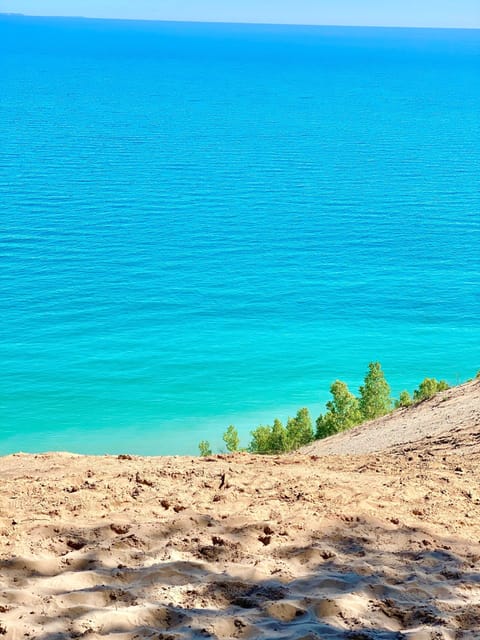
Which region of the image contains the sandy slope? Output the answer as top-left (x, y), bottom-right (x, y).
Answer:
top-left (1, 384), bottom-right (480, 639)
top-left (302, 379), bottom-right (480, 456)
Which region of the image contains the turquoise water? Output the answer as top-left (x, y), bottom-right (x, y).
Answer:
top-left (1, 16), bottom-right (479, 455)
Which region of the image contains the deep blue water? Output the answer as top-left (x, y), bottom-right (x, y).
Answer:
top-left (1, 16), bottom-right (479, 455)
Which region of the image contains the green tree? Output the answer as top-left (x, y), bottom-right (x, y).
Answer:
top-left (223, 425), bottom-right (240, 452)
top-left (270, 418), bottom-right (288, 453)
top-left (249, 425), bottom-right (274, 454)
top-left (359, 362), bottom-right (392, 420)
top-left (198, 440), bottom-right (212, 457)
top-left (249, 419), bottom-right (288, 454)
top-left (395, 390), bottom-right (412, 408)
top-left (413, 378), bottom-right (449, 402)
top-left (286, 408), bottom-right (314, 450)
top-left (316, 380), bottom-right (362, 439)
top-left (249, 412), bottom-right (311, 454)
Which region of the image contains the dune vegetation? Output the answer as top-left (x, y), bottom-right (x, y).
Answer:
top-left (199, 362), bottom-right (455, 456)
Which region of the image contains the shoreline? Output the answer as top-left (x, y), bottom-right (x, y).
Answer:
top-left (2, 377), bottom-right (478, 461)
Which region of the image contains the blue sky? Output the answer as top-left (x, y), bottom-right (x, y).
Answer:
top-left (0, 0), bottom-right (479, 28)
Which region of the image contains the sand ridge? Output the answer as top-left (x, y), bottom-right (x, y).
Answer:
top-left (1, 422), bottom-right (480, 639)
top-left (302, 378), bottom-right (480, 456)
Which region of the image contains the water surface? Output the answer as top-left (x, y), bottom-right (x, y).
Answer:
top-left (1, 17), bottom-right (479, 454)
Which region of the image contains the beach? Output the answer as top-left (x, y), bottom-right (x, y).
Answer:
top-left (1, 380), bottom-right (479, 638)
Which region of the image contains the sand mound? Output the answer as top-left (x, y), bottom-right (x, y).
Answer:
top-left (1, 384), bottom-right (479, 638)
top-left (302, 378), bottom-right (480, 456)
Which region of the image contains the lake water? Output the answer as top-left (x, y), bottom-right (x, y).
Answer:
top-left (1, 16), bottom-right (479, 455)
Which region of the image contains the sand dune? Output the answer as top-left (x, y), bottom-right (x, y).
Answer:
top-left (302, 378), bottom-right (480, 456)
top-left (1, 383), bottom-right (479, 638)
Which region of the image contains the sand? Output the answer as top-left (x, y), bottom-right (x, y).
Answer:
top-left (1, 380), bottom-right (480, 639)
top-left (302, 378), bottom-right (480, 457)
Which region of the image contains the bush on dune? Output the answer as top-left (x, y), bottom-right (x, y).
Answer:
top-left (316, 380), bottom-right (362, 439)
top-left (316, 362), bottom-right (391, 440)
top-left (198, 440), bottom-right (212, 457)
top-left (249, 409), bottom-right (314, 454)
top-left (223, 425), bottom-right (240, 452)
top-left (358, 361), bottom-right (392, 420)
top-left (395, 390), bottom-right (413, 408)
top-left (413, 378), bottom-right (449, 402)
top-left (285, 407), bottom-right (314, 450)
top-left (249, 421), bottom-right (284, 455)
top-left (269, 418), bottom-right (289, 453)
top-left (198, 363), bottom-right (463, 455)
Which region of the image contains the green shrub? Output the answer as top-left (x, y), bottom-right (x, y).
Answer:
top-left (316, 380), bottom-right (362, 439)
top-left (395, 390), bottom-right (413, 408)
top-left (249, 423), bottom-right (279, 454)
top-left (286, 408), bottom-right (314, 450)
top-left (223, 425), bottom-right (240, 452)
top-left (249, 418), bottom-right (289, 453)
top-left (413, 378), bottom-right (437, 401)
top-left (270, 418), bottom-right (288, 453)
top-left (205, 362), bottom-right (457, 456)
top-left (359, 362), bottom-right (392, 420)
top-left (249, 410), bottom-right (313, 454)
top-left (413, 378), bottom-right (449, 402)
top-left (198, 440), bottom-right (212, 457)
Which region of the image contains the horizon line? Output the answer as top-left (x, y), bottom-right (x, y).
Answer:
top-left (1, 13), bottom-right (480, 31)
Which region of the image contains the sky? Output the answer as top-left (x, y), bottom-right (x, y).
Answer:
top-left (0, 0), bottom-right (479, 29)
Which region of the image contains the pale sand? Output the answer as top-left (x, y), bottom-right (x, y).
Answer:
top-left (1, 381), bottom-right (479, 639)
top-left (302, 379), bottom-right (480, 456)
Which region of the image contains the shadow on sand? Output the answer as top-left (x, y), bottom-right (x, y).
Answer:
top-left (1, 512), bottom-right (479, 639)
